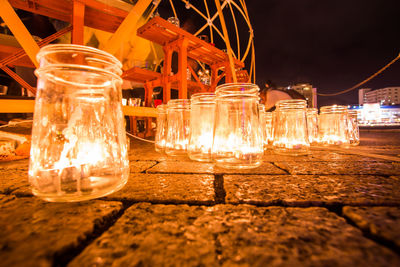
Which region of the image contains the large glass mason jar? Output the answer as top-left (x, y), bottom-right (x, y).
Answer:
top-left (165, 99), bottom-right (191, 156)
top-left (155, 104), bottom-right (167, 153)
top-left (188, 93), bottom-right (216, 162)
top-left (273, 99), bottom-right (309, 155)
top-left (318, 105), bottom-right (350, 147)
top-left (347, 109), bottom-right (360, 146)
top-left (29, 44), bottom-right (129, 202)
top-left (306, 108), bottom-right (319, 145)
top-left (212, 83), bottom-right (263, 169)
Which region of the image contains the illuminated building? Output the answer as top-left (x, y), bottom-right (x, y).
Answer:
top-left (359, 87), bottom-right (400, 106)
top-left (349, 103), bottom-right (400, 126)
top-left (288, 83), bottom-right (317, 108)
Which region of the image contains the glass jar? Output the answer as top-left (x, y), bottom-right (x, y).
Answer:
top-left (29, 44), bottom-right (129, 202)
top-left (265, 112), bottom-right (273, 147)
top-left (347, 109), bottom-right (360, 146)
top-left (167, 17), bottom-right (180, 27)
top-left (155, 104), bottom-right (167, 153)
top-left (188, 93), bottom-right (216, 162)
top-left (273, 99), bottom-right (309, 155)
top-left (165, 99), bottom-right (190, 156)
top-left (212, 83), bottom-right (263, 169)
top-left (318, 105), bottom-right (350, 147)
top-left (258, 104), bottom-right (266, 150)
top-left (306, 108), bottom-right (319, 145)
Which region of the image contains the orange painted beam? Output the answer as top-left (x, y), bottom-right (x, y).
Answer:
top-left (0, 0), bottom-right (40, 67)
top-left (72, 0), bottom-right (85, 45)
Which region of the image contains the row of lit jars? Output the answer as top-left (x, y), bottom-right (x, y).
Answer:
top-left (262, 103), bottom-right (360, 153)
top-left (155, 83), bottom-right (359, 169)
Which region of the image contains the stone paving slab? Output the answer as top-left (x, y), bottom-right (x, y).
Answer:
top-left (69, 203), bottom-right (400, 267)
top-left (224, 175), bottom-right (400, 206)
top-left (0, 159), bottom-right (29, 170)
top-left (274, 161), bottom-right (400, 175)
top-left (105, 173), bottom-right (215, 204)
top-left (0, 195), bottom-right (123, 267)
top-left (263, 150), bottom-right (380, 162)
top-left (147, 160), bottom-right (287, 175)
top-left (343, 206), bottom-right (400, 249)
top-left (0, 166), bottom-right (30, 195)
top-left (129, 160), bottom-right (158, 173)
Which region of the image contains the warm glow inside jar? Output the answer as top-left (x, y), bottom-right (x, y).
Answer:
top-left (165, 99), bottom-right (190, 156)
top-left (272, 99), bottom-right (309, 155)
top-left (155, 104), bottom-right (167, 153)
top-left (212, 83), bottom-right (263, 169)
top-left (306, 108), bottom-right (319, 145)
top-left (318, 105), bottom-right (350, 147)
top-left (258, 104), bottom-right (266, 150)
top-left (188, 93), bottom-right (216, 162)
top-left (347, 109), bottom-right (360, 146)
top-left (29, 44), bottom-right (129, 202)
top-left (265, 112), bottom-right (273, 147)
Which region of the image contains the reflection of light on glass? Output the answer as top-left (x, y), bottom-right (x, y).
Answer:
top-left (212, 83), bottom-right (263, 169)
top-left (273, 100), bottom-right (309, 155)
top-left (188, 93), bottom-right (215, 162)
top-left (165, 99), bottom-right (190, 156)
top-left (213, 133), bottom-right (263, 160)
top-left (318, 105), bottom-right (350, 147)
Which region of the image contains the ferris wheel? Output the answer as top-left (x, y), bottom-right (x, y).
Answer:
top-left (142, 0), bottom-right (256, 83)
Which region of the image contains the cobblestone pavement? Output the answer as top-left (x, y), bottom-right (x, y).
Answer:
top-left (1, 133), bottom-right (400, 266)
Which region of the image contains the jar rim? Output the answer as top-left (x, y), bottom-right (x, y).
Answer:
top-left (36, 44), bottom-right (122, 76)
top-left (215, 83), bottom-right (259, 96)
top-left (34, 65), bottom-right (122, 86)
top-left (276, 99), bottom-right (307, 109)
top-left (167, 99), bottom-right (190, 108)
top-left (191, 93), bottom-right (216, 103)
top-left (320, 105), bottom-right (348, 113)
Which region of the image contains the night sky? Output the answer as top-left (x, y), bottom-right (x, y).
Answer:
top-left (248, 0), bottom-right (400, 107)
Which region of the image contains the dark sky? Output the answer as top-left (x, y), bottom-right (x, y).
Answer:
top-left (247, 0), bottom-right (400, 106)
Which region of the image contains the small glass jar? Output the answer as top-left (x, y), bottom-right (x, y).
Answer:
top-left (265, 112), bottom-right (273, 147)
top-left (167, 17), bottom-right (180, 27)
top-left (155, 104), bottom-right (167, 153)
top-left (165, 99), bottom-right (190, 156)
top-left (318, 105), bottom-right (350, 147)
top-left (188, 93), bottom-right (216, 162)
top-left (273, 99), bottom-right (309, 155)
top-left (212, 83), bottom-right (263, 169)
top-left (29, 44), bottom-right (129, 202)
top-left (347, 109), bottom-right (360, 146)
top-left (258, 104), bottom-right (266, 150)
top-left (306, 108), bottom-right (319, 145)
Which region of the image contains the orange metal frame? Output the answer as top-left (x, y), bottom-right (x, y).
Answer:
top-left (136, 16), bottom-right (245, 103)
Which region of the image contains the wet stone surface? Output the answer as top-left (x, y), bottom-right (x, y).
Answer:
top-left (70, 203), bottom-right (400, 267)
top-left (343, 206), bottom-right (400, 249)
top-left (274, 161), bottom-right (400, 175)
top-left (105, 173), bottom-right (215, 204)
top-left (0, 167), bottom-right (30, 195)
top-left (263, 149), bottom-right (380, 162)
top-left (147, 160), bottom-right (287, 175)
top-left (0, 194), bottom-right (122, 267)
top-left (129, 160), bottom-right (157, 173)
top-left (224, 175), bottom-right (400, 206)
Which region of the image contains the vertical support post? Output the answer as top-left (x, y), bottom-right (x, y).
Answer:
top-left (0, 0), bottom-right (40, 67)
top-left (163, 46), bottom-right (173, 103)
top-left (72, 0), bottom-right (85, 45)
top-left (178, 38), bottom-right (189, 99)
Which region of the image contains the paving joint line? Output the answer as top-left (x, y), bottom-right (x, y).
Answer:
top-left (214, 174), bottom-right (226, 204)
top-left (326, 205), bottom-right (400, 257)
top-left (52, 201), bottom-right (132, 267)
